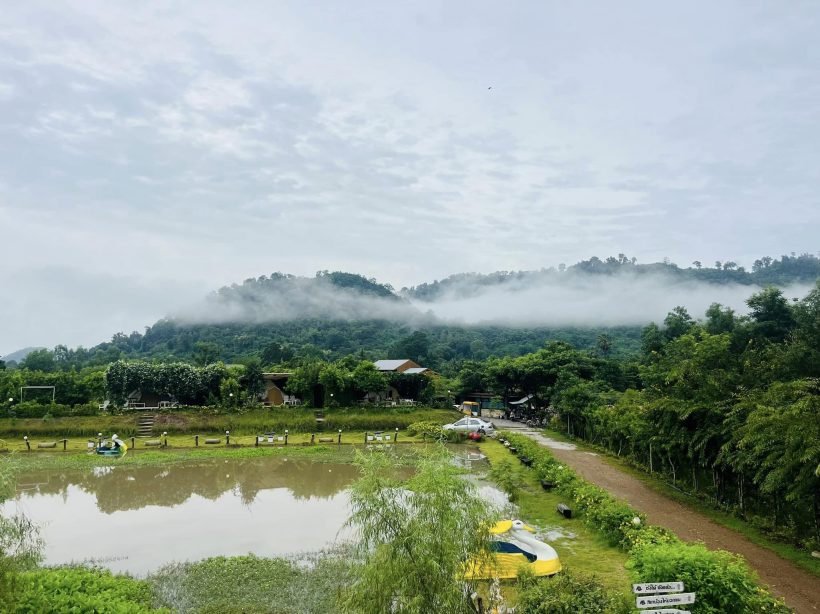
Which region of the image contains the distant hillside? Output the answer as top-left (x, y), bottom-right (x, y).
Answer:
top-left (1, 346), bottom-right (46, 364)
top-left (181, 271), bottom-right (413, 323)
top-left (64, 319), bottom-right (644, 371)
top-left (27, 254), bottom-right (820, 372)
top-left (402, 253), bottom-right (820, 301)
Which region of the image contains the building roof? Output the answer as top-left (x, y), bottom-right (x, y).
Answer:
top-left (403, 367), bottom-right (430, 375)
top-left (374, 359), bottom-right (413, 371)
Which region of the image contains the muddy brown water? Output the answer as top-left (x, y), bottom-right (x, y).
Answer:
top-left (2, 450), bottom-right (491, 576)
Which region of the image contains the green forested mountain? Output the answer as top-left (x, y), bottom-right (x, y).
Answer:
top-left (6, 254), bottom-right (819, 372)
top-left (41, 319), bottom-right (644, 372)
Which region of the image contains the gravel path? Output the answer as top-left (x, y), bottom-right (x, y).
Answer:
top-left (495, 420), bottom-right (820, 613)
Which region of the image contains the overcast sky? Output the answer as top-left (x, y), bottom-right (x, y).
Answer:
top-left (1, 1), bottom-right (819, 354)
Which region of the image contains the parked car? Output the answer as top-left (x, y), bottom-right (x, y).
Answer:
top-left (443, 417), bottom-right (495, 435)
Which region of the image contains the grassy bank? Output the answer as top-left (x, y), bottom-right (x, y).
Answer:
top-left (542, 428), bottom-right (820, 578)
top-left (5, 441), bottom-right (365, 472)
top-left (0, 406), bottom-right (458, 440)
top-left (0, 430), bottom-right (452, 469)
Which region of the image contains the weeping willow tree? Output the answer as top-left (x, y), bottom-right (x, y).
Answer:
top-left (0, 457), bottom-right (41, 610)
top-left (342, 448), bottom-right (495, 614)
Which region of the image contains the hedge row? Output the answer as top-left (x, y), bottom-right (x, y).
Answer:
top-left (500, 432), bottom-right (790, 614)
top-left (6, 402), bottom-right (99, 419)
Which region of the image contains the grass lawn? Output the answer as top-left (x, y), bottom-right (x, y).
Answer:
top-left (541, 428), bottom-right (820, 578)
top-left (477, 438), bottom-right (630, 593)
top-left (0, 429), bottom-right (436, 460)
top-left (0, 406), bottom-right (459, 445)
top-left (2, 440), bottom-right (367, 472)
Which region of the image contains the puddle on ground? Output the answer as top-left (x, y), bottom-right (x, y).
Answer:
top-left (537, 527), bottom-right (577, 542)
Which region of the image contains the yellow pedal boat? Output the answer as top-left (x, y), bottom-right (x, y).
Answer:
top-left (464, 519), bottom-right (561, 580)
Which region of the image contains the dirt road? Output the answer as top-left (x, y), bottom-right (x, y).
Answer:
top-left (494, 420), bottom-right (820, 613)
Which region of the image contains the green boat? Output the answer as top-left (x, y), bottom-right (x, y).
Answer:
top-left (95, 445), bottom-right (125, 456)
top-left (95, 434), bottom-right (127, 457)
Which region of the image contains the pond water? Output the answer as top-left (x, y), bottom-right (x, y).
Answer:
top-left (2, 450), bottom-right (493, 576)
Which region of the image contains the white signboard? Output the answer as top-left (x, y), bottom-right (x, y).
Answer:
top-left (640, 610), bottom-right (690, 614)
top-left (637, 593), bottom-right (696, 609)
top-left (633, 582), bottom-right (684, 594)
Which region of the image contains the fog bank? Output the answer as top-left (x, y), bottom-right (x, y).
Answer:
top-left (176, 271), bottom-right (815, 329)
top-left (419, 273), bottom-right (814, 326)
top-left (176, 276), bottom-right (425, 324)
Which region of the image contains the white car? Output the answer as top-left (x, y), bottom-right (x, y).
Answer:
top-left (443, 417), bottom-right (495, 435)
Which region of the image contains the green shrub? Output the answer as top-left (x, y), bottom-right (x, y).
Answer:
top-left (13, 567), bottom-right (164, 613)
top-left (10, 402), bottom-right (99, 419)
top-left (407, 421), bottom-right (446, 440)
top-left (446, 430), bottom-right (470, 443)
top-left (585, 499), bottom-right (644, 547)
top-left (627, 542), bottom-right (790, 614)
top-left (488, 459), bottom-right (523, 502)
top-left (620, 523), bottom-right (678, 550)
top-left (565, 481), bottom-right (608, 514)
top-left (516, 568), bottom-right (630, 614)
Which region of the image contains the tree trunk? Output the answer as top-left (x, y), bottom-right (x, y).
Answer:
top-left (738, 474), bottom-right (744, 516)
top-left (667, 453), bottom-right (676, 484)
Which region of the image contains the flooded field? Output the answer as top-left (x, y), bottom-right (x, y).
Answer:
top-left (2, 449), bottom-right (492, 575)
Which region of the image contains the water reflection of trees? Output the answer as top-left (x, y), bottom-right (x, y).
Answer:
top-left (15, 459), bottom-right (361, 514)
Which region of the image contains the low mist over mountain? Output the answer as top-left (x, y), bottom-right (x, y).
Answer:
top-left (30, 252), bottom-right (807, 368)
top-left (181, 271), bottom-right (421, 324)
top-left (175, 254), bottom-right (820, 328)
top-left (7, 254), bottom-right (818, 368)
